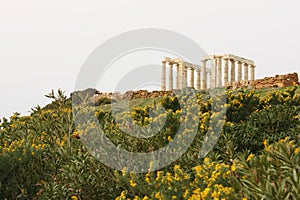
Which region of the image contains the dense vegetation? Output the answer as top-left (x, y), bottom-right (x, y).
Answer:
top-left (0, 86), bottom-right (300, 199)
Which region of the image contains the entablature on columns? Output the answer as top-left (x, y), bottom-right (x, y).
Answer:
top-left (203, 54), bottom-right (255, 66)
top-left (163, 57), bottom-right (211, 72)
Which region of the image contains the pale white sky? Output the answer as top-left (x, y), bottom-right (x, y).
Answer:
top-left (1, 0), bottom-right (299, 118)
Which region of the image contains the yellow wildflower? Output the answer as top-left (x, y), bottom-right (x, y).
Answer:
top-left (145, 172), bottom-right (150, 183)
top-left (133, 196), bottom-right (139, 200)
top-left (263, 139), bottom-right (268, 148)
top-left (156, 171), bottom-right (163, 181)
top-left (155, 191), bottom-right (162, 199)
top-left (174, 165), bottom-right (180, 171)
top-left (142, 196), bottom-right (149, 200)
top-left (201, 188), bottom-right (210, 198)
top-left (119, 191), bottom-right (126, 198)
top-left (231, 164), bottom-right (236, 172)
top-left (194, 166), bottom-right (201, 173)
top-left (204, 157), bottom-right (210, 164)
top-left (246, 154), bottom-right (254, 162)
top-left (71, 196), bottom-right (78, 200)
top-left (129, 180), bottom-right (136, 187)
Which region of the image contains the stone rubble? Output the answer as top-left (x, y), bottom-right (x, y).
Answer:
top-left (226, 72), bottom-right (299, 90)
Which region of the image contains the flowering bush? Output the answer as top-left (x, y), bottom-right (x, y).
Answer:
top-left (115, 158), bottom-right (238, 199)
top-left (234, 136), bottom-right (300, 199)
top-left (0, 86), bottom-right (299, 199)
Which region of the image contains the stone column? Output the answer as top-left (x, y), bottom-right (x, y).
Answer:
top-left (201, 60), bottom-right (207, 89)
top-left (210, 59), bottom-right (216, 88)
top-left (181, 64), bottom-right (187, 89)
top-left (249, 65), bottom-right (255, 80)
top-left (217, 57), bottom-right (222, 87)
top-left (243, 63), bottom-right (249, 81)
top-left (161, 61), bottom-right (166, 91)
top-left (168, 62), bottom-right (173, 90)
top-left (179, 63), bottom-right (184, 89)
top-left (230, 59), bottom-right (236, 82)
top-left (190, 67), bottom-right (194, 88)
top-left (237, 61), bottom-right (242, 81)
top-left (196, 69), bottom-right (201, 90)
top-left (184, 66), bottom-right (188, 88)
top-left (223, 58), bottom-right (229, 86)
top-left (175, 63), bottom-right (180, 89)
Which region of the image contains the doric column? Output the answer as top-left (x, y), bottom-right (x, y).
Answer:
top-left (190, 67), bottom-right (194, 88)
top-left (201, 60), bottom-right (207, 89)
top-left (182, 66), bottom-right (187, 88)
top-left (161, 60), bottom-right (166, 91)
top-left (181, 64), bottom-right (187, 89)
top-left (249, 65), bottom-right (255, 80)
top-left (230, 59), bottom-right (236, 82)
top-left (175, 63), bottom-right (180, 89)
top-left (237, 61), bottom-right (242, 81)
top-left (168, 62), bottom-right (173, 90)
top-left (217, 57), bottom-right (222, 87)
top-left (223, 58), bottom-right (229, 85)
top-left (196, 68), bottom-right (201, 90)
top-left (243, 63), bottom-right (249, 81)
top-left (210, 59), bottom-right (216, 88)
top-left (179, 63), bottom-right (184, 89)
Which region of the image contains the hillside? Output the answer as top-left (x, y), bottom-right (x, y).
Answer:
top-left (0, 86), bottom-right (300, 199)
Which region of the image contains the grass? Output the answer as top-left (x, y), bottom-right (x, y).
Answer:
top-left (98, 97), bottom-right (164, 112)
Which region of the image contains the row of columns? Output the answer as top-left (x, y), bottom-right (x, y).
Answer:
top-left (161, 54), bottom-right (256, 91)
top-left (161, 57), bottom-right (210, 91)
top-left (206, 55), bottom-right (256, 88)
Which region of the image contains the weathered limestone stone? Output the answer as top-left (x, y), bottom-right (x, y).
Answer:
top-left (250, 65), bottom-right (255, 80)
top-left (217, 57), bottom-right (222, 87)
top-left (168, 62), bottom-right (173, 90)
top-left (190, 67), bottom-right (194, 88)
top-left (183, 66), bottom-right (188, 88)
top-left (161, 60), bottom-right (166, 91)
top-left (201, 60), bottom-right (207, 89)
top-left (237, 61), bottom-right (242, 81)
top-left (161, 54), bottom-right (255, 90)
top-left (176, 64), bottom-right (180, 89)
top-left (243, 63), bottom-right (248, 80)
top-left (196, 69), bottom-right (201, 90)
top-left (210, 59), bottom-right (216, 88)
top-left (223, 58), bottom-right (229, 85)
top-left (178, 64), bottom-right (185, 89)
top-left (226, 72), bottom-right (299, 90)
top-left (230, 59), bottom-right (236, 82)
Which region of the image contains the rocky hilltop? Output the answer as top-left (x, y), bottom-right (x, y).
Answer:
top-left (72, 73), bottom-right (299, 103)
top-left (226, 72), bottom-right (299, 90)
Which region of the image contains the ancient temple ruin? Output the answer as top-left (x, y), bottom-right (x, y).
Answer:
top-left (161, 54), bottom-right (256, 90)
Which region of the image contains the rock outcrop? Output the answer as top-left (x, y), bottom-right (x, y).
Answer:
top-left (93, 90), bottom-right (173, 101)
top-left (72, 73), bottom-right (299, 104)
top-left (226, 72), bottom-right (299, 90)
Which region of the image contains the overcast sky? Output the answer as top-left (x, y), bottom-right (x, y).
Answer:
top-left (1, 0), bottom-right (300, 118)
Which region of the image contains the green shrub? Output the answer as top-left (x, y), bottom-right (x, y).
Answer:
top-left (230, 104), bottom-right (300, 153)
top-left (234, 136), bottom-right (300, 199)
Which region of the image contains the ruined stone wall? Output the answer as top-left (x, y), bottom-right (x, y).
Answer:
top-left (94, 90), bottom-right (173, 101)
top-left (226, 72), bottom-right (299, 90)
